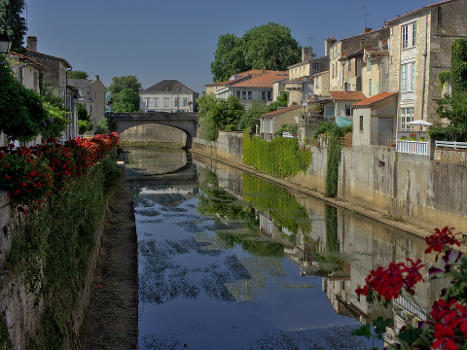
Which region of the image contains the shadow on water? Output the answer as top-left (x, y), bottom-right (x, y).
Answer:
top-left (125, 148), bottom-right (444, 350)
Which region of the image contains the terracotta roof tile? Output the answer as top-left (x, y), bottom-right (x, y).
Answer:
top-left (352, 92), bottom-right (397, 108)
top-left (260, 105), bottom-right (302, 117)
top-left (230, 71), bottom-right (288, 88)
top-left (330, 91), bottom-right (366, 101)
top-left (9, 51), bottom-right (47, 70)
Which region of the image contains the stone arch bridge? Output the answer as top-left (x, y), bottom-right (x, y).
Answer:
top-left (106, 112), bottom-right (198, 149)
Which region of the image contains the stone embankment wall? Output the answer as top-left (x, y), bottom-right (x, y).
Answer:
top-left (193, 132), bottom-right (467, 232)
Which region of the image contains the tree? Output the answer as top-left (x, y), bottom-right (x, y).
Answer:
top-left (111, 88), bottom-right (139, 113)
top-left (242, 23), bottom-right (301, 71)
top-left (68, 71), bottom-right (88, 80)
top-left (0, 0), bottom-right (27, 51)
top-left (110, 76), bottom-right (141, 95)
top-left (197, 94), bottom-right (244, 141)
top-left (77, 103), bottom-right (92, 134)
top-left (238, 101), bottom-right (268, 132)
top-left (210, 34), bottom-right (247, 82)
top-left (266, 91), bottom-right (288, 112)
top-left (41, 100), bottom-right (69, 139)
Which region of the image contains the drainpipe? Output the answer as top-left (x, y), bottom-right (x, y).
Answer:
top-left (65, 68), bottom-right (72, 138)
top-left (421, 14), bottom-right (428, 121)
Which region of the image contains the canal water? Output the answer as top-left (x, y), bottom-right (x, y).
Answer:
top-left (122, 147), bottom-right (442, 350)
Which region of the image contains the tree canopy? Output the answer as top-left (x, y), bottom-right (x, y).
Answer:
top-left (210, 22), bottom-right (301, 82)
top-left (197, 94), bottom-right (244, 141)
top-left (68, 71), bottom-right (89, 80)
top-left (110, 76), bottom-right (142, 113)
top-left (0, 0), bottom-right (27, 51)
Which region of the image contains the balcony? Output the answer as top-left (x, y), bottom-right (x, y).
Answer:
top-left (396, 140), bottom-right (430, 156)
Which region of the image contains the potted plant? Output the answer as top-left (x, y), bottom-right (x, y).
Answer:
top-left (400, 136), bottom-right (407, 140)
top-left (409, 133), bottom-right (417, 141)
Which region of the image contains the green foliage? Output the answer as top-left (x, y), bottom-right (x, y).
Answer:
top-left (436, 92), bottom-right (467, 140)
top-left (450, 38), bottom-right (467, 94)
top-left (238, 101), bottom-right (268, 131)
top-left (352, 324), bottom-right (371, 339)
top-left (429, 124), bottom-right (465, 141)
top-left (325, 135), bottom-right (341, 197)
top-left (439, 70), bottom-right (451, 88)
top-left (217, 231), bottom-right (284, 257)
top-left (266, 92), bottom-right (288, 112)
top-left (0, 58), bottom-right (49, 141)
top-left (210, 33), bottom-right (247, 82)
top-left (5, 152), bottom-right (120, 349)
top-left (78, 120), bottom-right (92, 134)
top-left (95, 117), bottom-right (109, 134)
top-left (77, 103), bottom-right (93, 134)
top-left (325, 205), bottom-right (339, 252)
top-left (197, 94), bottom-right (244, 141)
top-left (41, 100), bottom-right (69, 139)
top-left (242, 174), bottom-right (311, 234)
top-left (313, 122), bottom-right (351, 139)
top-left (274, 123), bottom-right (298, 137)
top-left (0, 0), bottom-right (27, 50)
top-left (110, 75), bottom-right (141, 95)
top-left (111, 87), bottom-right (140, 113)
top-left (210, 23), bottom-right (301, 81)
top-left (242, 22), bottom-right (301, 71)
top-left (67, 70), bottom-right (88, 80)
top-left (242, 131), bottom-right (312, 178)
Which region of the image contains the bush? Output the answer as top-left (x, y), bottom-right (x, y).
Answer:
top-left (78, 120), bottom-right (93, 134)
top-left (95, 117), bottom-right (109, 134)
top-left (325, 136), bottom-right (341, 197)
top-left (429, 125), bottom-right (465, 141)
top-left (242, 132), bottom-right (312, 178)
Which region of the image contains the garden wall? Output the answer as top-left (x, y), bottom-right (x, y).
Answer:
top-left (0, 154), bottom-right (119, 350)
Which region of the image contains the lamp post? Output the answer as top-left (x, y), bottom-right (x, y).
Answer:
top-left (0, 34), bottom-right (12, 54)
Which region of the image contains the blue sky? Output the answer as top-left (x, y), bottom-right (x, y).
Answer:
top-left (25, 0), bottom-right (437, 93)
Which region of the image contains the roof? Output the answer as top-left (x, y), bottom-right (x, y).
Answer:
top-left (142, 80), bottom-right (197, 94)
top-left (229, 71), bottom-right (288, 88)
top-left (9, 51), bottom-right (47, 70)
top-left (339, 49), bottom-right (363, 61)
top-left (205, 80), bottom-right (229, 87)
top-left (68, 79), bottom-right (92, 89)
top-left (352, 92), bottom-right (397, 108)
top-left (260, 105), bottom-right (302, 117)
top-left (25, 49), bottom-right (71, 68)
top-left (206, 69), bottom-right (288, 88)
top-left (288, 60), bottom-right (312, 69)
top-left (312, 70), bottom-right (329, 77)
top-left (387, 0), bottom-right (451, 24)
top-left (330, 91), bottom-right (366, 101)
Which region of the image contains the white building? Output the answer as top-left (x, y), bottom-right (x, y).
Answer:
top-left (140, 80), bottom-right (198, 113)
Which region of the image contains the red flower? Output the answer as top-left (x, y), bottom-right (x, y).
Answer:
top-left (425, 227), bottom-right (460, 254)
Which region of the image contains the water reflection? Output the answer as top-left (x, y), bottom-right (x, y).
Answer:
top-left (126, 148), bottom-right (442, 350)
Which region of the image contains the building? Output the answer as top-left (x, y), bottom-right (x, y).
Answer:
top-left (386, 0), bottom-right (467, 138)
top-left (69, 75), bottom-right (106, 131)
top-left (205, 69), bottom-right (289, 109)
top-left (24, 36), bottom-right (78, 139)
top-left (140, 80), bottom-right (198, 113)
top-left (259, 105), bottom-right (304, 140)
top-left (7, 51), bottom-right (46, 94)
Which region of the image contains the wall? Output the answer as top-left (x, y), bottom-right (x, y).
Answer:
top-left (313, 71), bottom-right (330, 97)
top-left (90, 79), bottom-right (106, 129)
top-left (119, 123), bottom-right (187, 147)
top-left (140, 92), bottom-right (195, 112)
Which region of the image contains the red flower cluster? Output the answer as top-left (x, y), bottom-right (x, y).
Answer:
top-left (0, 133), bottom-right (120, 211)
top-left (425, 226), bottom-right (460, 254)
top-left (431, 299), bottom-right (467, 350)
top-left (356, 258), bottom-right (425, 301)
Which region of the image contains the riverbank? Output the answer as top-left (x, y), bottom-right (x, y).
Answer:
top-left (191, 146), bottom-right (463, 247)
top-left (78, 167), bottom-right (138, 349)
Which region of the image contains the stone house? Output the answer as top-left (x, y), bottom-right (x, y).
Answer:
top-left (352, 92), bottom-right (398, 146)
top-left (69, 76), bottom-right (106, 131)
top-left (140, 80), bottom-right (198, 113)
top-left (259, 105), bottom-right (304, 140)
top-left (24, 36), bottom-right (78, 140)
top-left (361, 47), bottom-right (390, 98)
top-left (328, 28), bottom-right (390, 92)
top-left (205, 69), bottom-right (289, 109)
top-left (7, 51), bottom-right (46, 94)
top-left (386, 0), bottom-right (467, 137)
top-left (312, 70), bottom-right (330, 98)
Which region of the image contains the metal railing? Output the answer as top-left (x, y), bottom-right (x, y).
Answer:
top-left (435, 140), bottom-right (467, 150)
top-left (396, 140), bottom-right (430, 156)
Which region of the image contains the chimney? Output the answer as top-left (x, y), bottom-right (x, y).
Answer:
top-left (95, 75), bottom-right (100, 80)
top-left (302, 46), bottom-right (313, 62)
top-left (27, 36), bottom-right (37, 51)
top-left (364, 28), bottom-right (372, 33)
top-left (324, 36), bottom-right (336, 57)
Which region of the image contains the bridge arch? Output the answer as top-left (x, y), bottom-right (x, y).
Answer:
top-left (107, 112), bottom-right (198, 149)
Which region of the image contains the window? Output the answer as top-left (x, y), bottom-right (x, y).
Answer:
top-left (247, 91), bottom-right (252, 100)
top-left (145, 98), bottom-right (149, 107)
top-left (236, 91), bottom-right (241, 98)
top-left (262, 91), bottom-right (266, 100)
top-left (164, 98), bottom-right (169, 108)
top-left (348, 61), bottom-right (352, 72)
top-left (377, 82), bottom-right (380, 94)
top-left (241, 91), bottom-right (246, 100)
top-left (313, 62), bottom-right (320, 70)
top-left (401, 107), bottom-right (415, 130)
top-left (367, 58), bottom-right (372, 71)
top-left (402, 22), bottom-right (416, 49)
top-left (89, 104), bottom-right (93, 113)
top-left (369, 78), bottom-right (372, 96)
top-left (182, 98), bottom-right (188, 107)
top-left (153, 98), bottom-right (158, 107)
top-left (401, 62), bottom-right (415, 92)
top-left (267, 91), bottom-right (272, 101)
top-left (315, 77), bottom-right (319, 89)
top-left (360, 115), bottom-right (364, 131)
top-left (345, 104), bottom-right (351, 116)
top-left (174, 98), bottom-right (179, 107)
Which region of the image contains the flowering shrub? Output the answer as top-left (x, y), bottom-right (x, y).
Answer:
top-left (354, 226), bottom-right (466, 350)
top-left (0, 133), bottom-right (120, 211)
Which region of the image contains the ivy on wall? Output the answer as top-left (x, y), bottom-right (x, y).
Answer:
top-left (242, 132), bottom-right (312, 178)
top-left (325, 136), bottom-right (342, 197)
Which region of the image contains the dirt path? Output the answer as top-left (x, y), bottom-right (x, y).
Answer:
top-left (78, 172), bottom-right (138, 349)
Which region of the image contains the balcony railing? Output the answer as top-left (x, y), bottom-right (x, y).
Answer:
top-left (396, 140), bottom-right (430, 156)
top-left (435, 140), bottom-right (467, 150)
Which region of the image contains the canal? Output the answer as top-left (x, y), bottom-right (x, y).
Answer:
top-left (121, 147), bottom-right (442, 350)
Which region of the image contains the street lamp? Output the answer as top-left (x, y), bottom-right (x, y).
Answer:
top-left (0, 34), bottom-right (12, 54)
